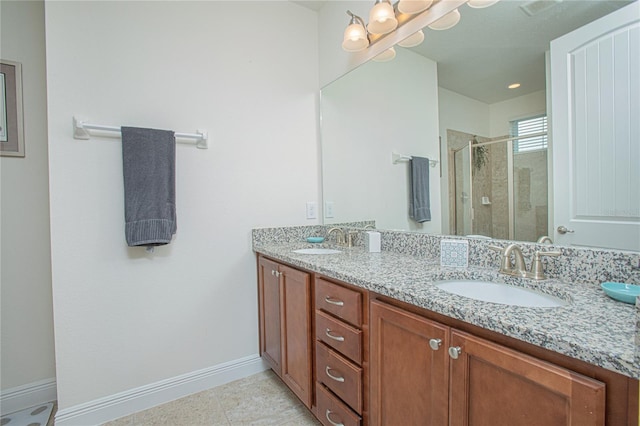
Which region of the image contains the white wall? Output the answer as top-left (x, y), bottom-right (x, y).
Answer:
top-left (322, 48), bottom-right (441, 232)
top-left (45, 0), bottom-right (318, 412)
top-left (0, 0), bottom-right (56, 404)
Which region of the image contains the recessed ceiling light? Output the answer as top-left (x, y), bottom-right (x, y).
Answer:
top-left (508, 83), bottom-right (521, 89)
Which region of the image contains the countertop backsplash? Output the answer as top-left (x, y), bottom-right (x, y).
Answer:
top-left (253, 224), bottom-right (640, 286)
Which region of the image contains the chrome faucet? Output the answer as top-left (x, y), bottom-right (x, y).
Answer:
top-left (537, 235), bottom-right (553, 244)
top-left (489, 244), bottom-right (562, 280)
top-left (489, 244), bottom-right (527, 277)
top-left (528, 250), bottom-right (562, 280)
top-left (346, 230), bottom-right (358, 248)
top-left (327, 227), bottom-right (345, 246)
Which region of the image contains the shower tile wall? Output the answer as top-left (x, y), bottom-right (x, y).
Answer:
top-left (489, 141), bottom-right (509, 240)
top-left (514, 149), bottom-right (548, 241)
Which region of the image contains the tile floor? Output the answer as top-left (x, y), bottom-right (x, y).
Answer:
top-left (102, 370), bottom-right (321, 425)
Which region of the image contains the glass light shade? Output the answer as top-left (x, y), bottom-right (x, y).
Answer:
top-left (428, 8), bottom-right (460, 31)
top-left (398, 0), bottom-right (433, 15)
top-left (398, 30), bottom-right (425, 48)
top-left (373, 47), bottom-right (396, 62)
top-left (342, 23), bottom-right (369, 52)
top-left (467, 0), bottom-right (500, 8)
top-left (367, 1), bottom-right (398, 35)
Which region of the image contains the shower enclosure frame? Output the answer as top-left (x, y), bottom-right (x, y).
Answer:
top-left (450, 131), bottom-right (547, 240)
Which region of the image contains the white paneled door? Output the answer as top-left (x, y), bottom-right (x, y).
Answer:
top-left (551, 2), bottom-right (640, 251)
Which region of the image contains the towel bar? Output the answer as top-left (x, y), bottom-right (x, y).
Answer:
top-left (73, 116), bottom-right (208, 149)
top-left (392, 152), bottom-right (438, 167)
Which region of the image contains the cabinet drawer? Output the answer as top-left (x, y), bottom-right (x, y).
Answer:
top-left (316, 382), bottom-right (361, 426)
top-left (315, 278), bottom-right (362, 327)
top-left (315, 310), bottom-right (362, 364)
top-left (316, 341), bottom-right (363, 413)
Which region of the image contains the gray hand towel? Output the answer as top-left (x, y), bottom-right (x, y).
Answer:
top-left (121, 126), bottom-right (176, 246)
top-left (409, 156), bottom-right (431, 223)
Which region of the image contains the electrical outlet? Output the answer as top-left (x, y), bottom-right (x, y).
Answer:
top-left (325, 201), bottom-right (335, 218)
top-left (306, 202), bottom-right (317, 219)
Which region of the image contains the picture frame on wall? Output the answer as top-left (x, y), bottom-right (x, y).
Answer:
top-left (0, 60), bottom-right (25, 157)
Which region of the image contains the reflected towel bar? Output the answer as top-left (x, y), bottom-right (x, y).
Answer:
top-left (72, 116), bottom-right (208, 149)
top-left (392, 152), bottom-right (438, 167)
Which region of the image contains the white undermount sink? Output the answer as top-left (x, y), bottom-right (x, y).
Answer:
top-left (434, 280), bottom-right (568, 308)
top-left (292, 248), bottom-right (342, 255)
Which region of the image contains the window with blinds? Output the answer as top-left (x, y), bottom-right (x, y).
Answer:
top-left (511, 115), bottom-right (548, 152)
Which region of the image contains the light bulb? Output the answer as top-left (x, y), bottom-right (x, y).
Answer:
top-left (342, 23), bottom-right (369, 52)
top-left (398, 30), bottom-right (425, 48)
top-left (428, 8), bottom-right (461, 31)
top-left (367, 1), bottom-right (398, 35)
top-left (373, 47), bottom-right (396, 62)
top-left (398, 0), bottom-right (433, 15)
top-left (467, 0), bottom-right (500, 8)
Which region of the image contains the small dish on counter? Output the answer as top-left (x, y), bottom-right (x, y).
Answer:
top-left (306, 236), bottom-right (325, 243)
top-left (601, 282), bottom-right (640, 304)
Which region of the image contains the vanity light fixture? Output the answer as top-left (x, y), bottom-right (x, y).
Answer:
top-left (367, 0), bottom-right (399, 35)
top-left (373, 47), bottom-right (397, 62)
top-left (467, 0), bottom-right (500, 8)
top-left (428, 8), bottom-right (461, 30)
top-left (341, 0), bottom-right (500, 54)
top-left (342, 10), bottom-right (370, 52)
top-left (398, 0), bottom-right (434, 15)
top-left (397, 29), bottom-right (425, 48)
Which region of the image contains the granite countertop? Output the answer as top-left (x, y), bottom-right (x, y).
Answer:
top-left (254, 242), bottom-right (640, 380)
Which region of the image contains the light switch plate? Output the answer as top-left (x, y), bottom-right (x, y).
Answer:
top-left (306, 201), bottom-right (317, 219)
top-left (325, 201), bottom-right (335, 218)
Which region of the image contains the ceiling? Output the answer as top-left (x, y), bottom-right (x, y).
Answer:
top-left (293, 0), bottom-right (635, 104)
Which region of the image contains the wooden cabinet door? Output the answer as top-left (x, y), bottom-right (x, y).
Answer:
top-left (449, 330), bottom-right (606, 426)
top-left (280, 264), bottom-right (313, 409)
top-left (370, 300), bottom-right (449, 426)
top-left (258, 256), bottom-right (281, 376)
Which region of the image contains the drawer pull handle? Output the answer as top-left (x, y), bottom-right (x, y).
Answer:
top-left (429, 338), bottom-right (442, 351)
top-left (325, 409), bottom-right (344, 426)
top-left (325, 366), bottom-right (345, 383)
top-left (324, 296), bottom-right (345, 306)
top-left (325, 328), bottom-right (345, 342)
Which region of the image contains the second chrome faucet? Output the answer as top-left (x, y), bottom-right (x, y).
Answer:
top-left (327, 227), bottom-right (358, 248)
top-left (489, 244), bottom-right (561, 280)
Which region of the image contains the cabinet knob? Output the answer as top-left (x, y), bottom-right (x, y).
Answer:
top-left (448, 346), bottom-right (462, 359)
top-left (429, 338), bottom-right (442, 351)
top-left (325, 366), bottom-right (345, 383)
top-left (325, 409), bottom-right (345, 426)
top-left (325, 328), bottom-right (345, 342)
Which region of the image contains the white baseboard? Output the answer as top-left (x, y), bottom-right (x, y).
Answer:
top-left (0, 377), bottom-right (57, 415)
top-left (54, 354), bottom-right (268, 426)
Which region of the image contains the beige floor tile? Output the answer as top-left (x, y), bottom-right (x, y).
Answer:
top-left (100, 370), bottom-right (322, 426)
top-left (133, 391), bottom-right (229, 426)
top-left (101, 414), bottom-right (135, 426)
top-left (214, 370), bottom-right (314, 425)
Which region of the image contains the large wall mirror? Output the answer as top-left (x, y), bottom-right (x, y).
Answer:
top-left (321, 0), bottom-right (639, 251)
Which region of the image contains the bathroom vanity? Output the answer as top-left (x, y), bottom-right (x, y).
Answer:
top-left (254, 226), bottom-right (639, 426)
